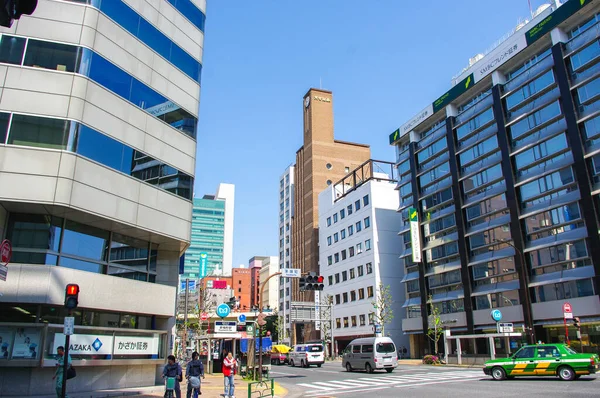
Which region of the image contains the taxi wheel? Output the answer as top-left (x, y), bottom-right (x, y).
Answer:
top-left (558, 366), bottom-right (575, 381)
top-left (491, 366), bottom-right (507, 381)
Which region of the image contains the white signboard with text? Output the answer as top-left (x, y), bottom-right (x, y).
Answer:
top-left (53, 333), bottom-right (114, 355)
top-left (214, 321), bottom-right (237, 333)
top-left (113, 336), bottom-right (159, 355)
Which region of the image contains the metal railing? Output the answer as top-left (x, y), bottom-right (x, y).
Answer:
top-left (248, 378), bottom-right (274, 398)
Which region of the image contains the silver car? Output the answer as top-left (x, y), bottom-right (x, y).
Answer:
top-left (342, 337), bottom-right (398, 373)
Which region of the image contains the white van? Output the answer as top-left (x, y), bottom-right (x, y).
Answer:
top-left (289, 343), bottom-right (325, 368)
top-left (342, 337), bottom-right (397, 373)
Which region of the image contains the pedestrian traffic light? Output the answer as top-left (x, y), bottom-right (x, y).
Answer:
top-left (573, 317), bottom-right (581, 329)
top-left (64, 284), bottom-right (79, 310)
top-left (299, 276), bottom-right (307, 291)
top-left (0, 0), bottom-right (38, 28)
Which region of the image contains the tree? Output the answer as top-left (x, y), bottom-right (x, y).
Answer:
top-left (371, 283), bottom-right (394, 335)
top-left (426, 295), bottom-right (444, 355)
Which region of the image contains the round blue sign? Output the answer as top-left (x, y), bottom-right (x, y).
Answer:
top-left (216, 303), bottom-right (231, 318)
top-left (491, 309), bottom-right (503, 322)
top-left (238, 314), bottom-right (246, 323)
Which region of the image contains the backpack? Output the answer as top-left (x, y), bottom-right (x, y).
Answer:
top-left (66, 365), bottom-right (76, 380)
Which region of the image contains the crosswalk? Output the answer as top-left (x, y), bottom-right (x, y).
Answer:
top-left (298, 369), bottom-right (484, 397)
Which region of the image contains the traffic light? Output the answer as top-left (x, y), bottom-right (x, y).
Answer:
top-left (64, 284), bottom-right (79, 310)
top-left (0, 0), bottom-right (38, 28)
top-left (299, 276), bottom-right (307, 291)
top-left (573, 317), bottom-right (581, 329)
top-left (305, 272), bottom-right (325, 291)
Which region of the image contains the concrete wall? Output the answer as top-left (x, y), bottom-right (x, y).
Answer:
top-left (531, 295), bottom-right (600, 320)
top-left (0, 364), bottom-right (158, 396)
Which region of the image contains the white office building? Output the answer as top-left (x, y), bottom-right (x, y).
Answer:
top-left (278, 165), bottom-right (294, 342)
top-left (260, 256), bottom-right (280, 311)
top-left (0, 0), bottom-right (205, 395)
top-left (318, 161), bottom-right (409, 353)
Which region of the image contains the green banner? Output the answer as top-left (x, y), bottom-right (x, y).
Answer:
top-left (409, 207), bottom-right (418, 222)
top-left (389, 128), bottom-right (401, 145)
top-left (526, 0), bottom-right (592, 45)
top-left (432, 73), bottom-right (474, 113)
top-left (199, 252), bottom-right (208, 278)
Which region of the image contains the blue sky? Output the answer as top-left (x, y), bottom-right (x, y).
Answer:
top-left (194, 0), bottom-right (548, 268)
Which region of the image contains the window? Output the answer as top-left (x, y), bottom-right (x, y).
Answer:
top-left (341, 229), bottom-right (346, 239)
top-left (365, 239), bottom-right (372, 251)
top-left (334, 253), bottom-right (340, 263)
top-left (359, 314), bottom-right (366, 326)
top-left (350, 268), bottom-right (355, 279)
top-left (355, 200), bottom-right (361, 211)
top-left (367, 286), bottom-right (374, 298)
top-left (357, 243), bottom-right (363, 254)
top-left (351, 290), bottom-right (357, 301)
top-left (8, 114), bottom-right (73, 150)
top-left (335, 294), bottom-right (341, 304)
top-left (363, 195), bottom-right (369, 206)
top-left (358, 288), bottom-right (365, 300)
top-left (23, 39), bottom-right (79, 72)
top-left (333, 213), bottom-right (338, 223)
top-left (345, 166), bottom-right (350, 173)
top-left (348, 225), bottom-right (354, 236)
top-left (327, 255), bottom-right (332, 266)
top-left (364, 217), bottom-right (371, 228)
top-left (343, 292), bottom-right (348, 303)
top-left (336, 318), bottom-right (341, 328)
top-left (347, 205), bottom-right (353, 215)
top-left (0, 35), bottom-right (26, 65)
top-left (327, 236), bottom-right (332, 246)
top-left (368, 312), bottom-right (375, 325)
top-left (358, 265), bottom-right (364, 276)
top-left (340, 209), bottom-right (345, 219)
top-left (335, 273), bottom-right (340, 283)
top-left (341, 250), bottom-right (347, 260)
top-left (334, 233), bottom-right (339, 243)
top-left (349, 247), bottom-right (355, 257)
top-left (343, 317), bottom-right (349, 327)
top-left (328, 275), bottom-right (333, 285)
top-left (514, 346), bottom-right (536, 359)
top-left (342, 271), bottom-right (348, 281)
top-left (351, 315), bottom-right (357, 327)
top-left (327, 217), bottom-right (331, 227)
top-left (356, 221), bottom-right (362, 232)
top-left (366, 262), bottom-right (373, 274)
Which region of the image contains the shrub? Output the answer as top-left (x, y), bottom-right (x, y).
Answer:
top-left (422, 354), bottom-right (441, 365)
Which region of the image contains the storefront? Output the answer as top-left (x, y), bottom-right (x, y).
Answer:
top-left (535, 319), bottom-right (600, 354)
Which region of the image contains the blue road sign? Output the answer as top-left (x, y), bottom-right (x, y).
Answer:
top-left (216, 303), bottom-right (231, 318)
top-left (491, 309), bottom-right (503, 322)
top-left (238, 314), bottom-right (246, 323)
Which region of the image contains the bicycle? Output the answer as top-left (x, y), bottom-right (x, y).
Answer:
top-left (164, 376), bottom-right (177, 398)
top-left (188, 375), bottom-right (204, 398)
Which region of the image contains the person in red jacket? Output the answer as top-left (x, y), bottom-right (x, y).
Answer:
top-left (222, 351), bottom-right (237, 398)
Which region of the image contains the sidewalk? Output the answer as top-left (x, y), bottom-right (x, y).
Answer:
top-left (30, 374), bottom-right (287, 398)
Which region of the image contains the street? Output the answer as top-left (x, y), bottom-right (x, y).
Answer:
top-left (269, 362), bottom-right (600, 398)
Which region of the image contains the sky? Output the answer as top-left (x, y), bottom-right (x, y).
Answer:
top-left (194, 0), bottom-right (550, 269)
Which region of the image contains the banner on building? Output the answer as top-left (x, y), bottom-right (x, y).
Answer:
top-left (409, 207), bottom-right (422, 263)
top-left (113, 335), bottom-right (159, 356)
top-left (199, 252), bottom-right (208, 278)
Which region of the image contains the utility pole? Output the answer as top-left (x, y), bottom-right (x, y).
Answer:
top-left (258, 271), bottom-right (282, 382)
top-left (184, 278), bottom-right (189, 355)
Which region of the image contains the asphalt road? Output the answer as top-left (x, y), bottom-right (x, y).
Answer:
top-left (268, 361), bottom-right (599, 398)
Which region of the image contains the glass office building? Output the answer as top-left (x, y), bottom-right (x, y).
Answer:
top-left (391, 0), bottom-right (600, 358)
top-left (183, 184), bottom-right (235, 280)
top-left (0, 0), bottom-right (204, 395)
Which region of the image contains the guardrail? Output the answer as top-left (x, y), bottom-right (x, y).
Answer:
top-left (247, 378), bottom-right (274, 398)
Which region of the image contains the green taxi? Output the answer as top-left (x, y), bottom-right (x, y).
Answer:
top-left (483, 344), bottom-right (599, 381)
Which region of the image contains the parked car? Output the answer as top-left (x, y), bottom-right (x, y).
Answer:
top-left (342, 337), bottom-right (398, 373)
top-left (483, 344), bottom-right (599, 381)
top-left (289, 343), bottom-right (325, 368)
top-left (271, 345), bottom-right (291, 365)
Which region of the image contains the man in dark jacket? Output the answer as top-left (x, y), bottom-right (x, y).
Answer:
top-left (162, 355), bottom-right (183, 398)
top-left (186, 351), bottom-right (205, 397)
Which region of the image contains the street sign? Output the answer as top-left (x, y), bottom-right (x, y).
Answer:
top-left (214, 321), bottom-right (237, 333)
top-left (373, 324), bottom-right (382, 334)
top-left (563, 302), bottom-right (572, 313)
top-left (238, 314), bottom-right (246, 325)
top-left (564, 312), bottom-right (574, 319)
top-left (315, 291), bottom-right (321, 331)
top-left (490, 309), bottom-right (503, 322)
top-left (497, 322), bottom-right (514, 333)
top-left (281, 268), bottom-right (301, 278)
top-left (0, 239), bottom-right (12, 265)
top-left (64, 316), bottom-right (75, 336)
top-left (200, 313), bottom-right (209, 322)
top-left (216, 303), bottom-right (231, 318)
top-left (246, 323), bottom-right (254, 335)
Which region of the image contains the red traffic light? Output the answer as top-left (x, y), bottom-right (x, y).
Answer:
top-left (66, 284), bottom-right (79, 296)
top-left (317, 276), bottom-right (324, 283)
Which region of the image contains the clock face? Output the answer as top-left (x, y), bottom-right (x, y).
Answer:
top-left (305, 96), bottom-right (310, 108)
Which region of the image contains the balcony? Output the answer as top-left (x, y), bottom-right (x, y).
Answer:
top-left (565, 20), bottom-right (600, 56)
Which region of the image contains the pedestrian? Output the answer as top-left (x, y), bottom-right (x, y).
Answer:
top-left (52, 346), bottom-right (71, 398)
top-left (162, 354), bottom-right (183, 398)
top-left (222, 351), bottom-right (237, 398)
top-left (186, 351), bottom-right (205, 397)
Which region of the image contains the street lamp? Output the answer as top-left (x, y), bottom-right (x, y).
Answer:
top-left (495, 239), bottom-right (535, 344)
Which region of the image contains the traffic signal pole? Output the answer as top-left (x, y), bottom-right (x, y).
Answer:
top-left (61, 310), bottom-right (71, 398)
top-left (258, 271), bottom-right (282, 382)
